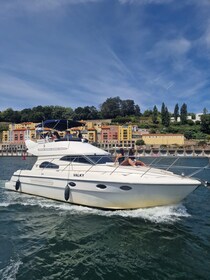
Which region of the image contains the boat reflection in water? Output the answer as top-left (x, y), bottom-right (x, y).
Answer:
top-left (5, 120), bottom-right (204, 210)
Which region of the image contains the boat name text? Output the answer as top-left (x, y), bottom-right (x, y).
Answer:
top-left (73, 173), bottom-right (84, 177)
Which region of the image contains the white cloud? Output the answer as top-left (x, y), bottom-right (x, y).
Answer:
top-left (147, 38), bottom-right (191, 60)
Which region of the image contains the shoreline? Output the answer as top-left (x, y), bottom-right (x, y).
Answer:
top-left (0, 150), bottom-right (209, 157)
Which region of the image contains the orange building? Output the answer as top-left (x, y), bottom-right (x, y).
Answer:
top-left (100, 126), bottom-right (118, 143)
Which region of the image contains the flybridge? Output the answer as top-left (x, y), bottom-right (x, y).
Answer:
top-left (36, 119), bottom-right (83, 131)
top-left (25, 139), bottom-right (109, 157)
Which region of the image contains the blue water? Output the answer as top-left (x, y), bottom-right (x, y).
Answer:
top-left (0, 156), bottom-right (210, 280)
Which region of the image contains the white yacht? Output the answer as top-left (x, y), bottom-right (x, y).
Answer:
top-left (5, 120), bottom-right (202, 210)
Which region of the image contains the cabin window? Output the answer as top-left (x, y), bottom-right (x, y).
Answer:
top-left (60, 156), bottom-right (91, 164)
top-left (39, 162), bottom-right (59, 169)
top-left (88, 155), bottom-right (114, 164)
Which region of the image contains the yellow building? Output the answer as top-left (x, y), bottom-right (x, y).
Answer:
top-left (11, 122), bottom-right (37, 130)
top-left (142, 134), bottom-right (184, 146)
top-left (2, 122), bottom-right (38, 143)
top-left (85, 119), bottom-right (111, 133)
top-left (2, 130), bottom-right (9, 142)
top-left (88, 129), bottom-right (97, 143)
top-left (118, 125), bottom-right (132, 141)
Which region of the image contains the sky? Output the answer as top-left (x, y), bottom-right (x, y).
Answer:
top-left (0, 0), bottom-right (210, 114)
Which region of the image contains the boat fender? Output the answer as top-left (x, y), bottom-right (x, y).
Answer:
top-left (15, 179), bottom-right (21, 191)
top-left (204, 181), bottom-right (210, 188)
top-left (64, 184), bottom-right (70, 201)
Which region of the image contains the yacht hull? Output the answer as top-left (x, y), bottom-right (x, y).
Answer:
top-left (5, 173), bottom-right (200, 209)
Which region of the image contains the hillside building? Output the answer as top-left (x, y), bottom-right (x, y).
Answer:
top-left (142, 134), bottom-right (184, 146)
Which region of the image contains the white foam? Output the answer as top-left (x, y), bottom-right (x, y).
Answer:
top-left (68, 204), bottom-right (190, 223)
top-left (1, 189), bottom-right (190, 223)
top-left (30, 199), bottom-right (190, 223)
top-left (106, 204), bottom-right (191, 223)
top-left (0, 258), bottom-right (22, 280)
top-left (0, 202), bottom-right (10, 207)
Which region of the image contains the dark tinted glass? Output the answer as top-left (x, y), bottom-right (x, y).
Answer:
top-left (39, 162), bottom-right (59, 169)
top-left (88, 155), bottom-right (114, 164)
top-left (61, 156), bottom-right (91, 164)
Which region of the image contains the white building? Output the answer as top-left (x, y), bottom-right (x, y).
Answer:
top-left (171, 113), bottom-right (203, 123)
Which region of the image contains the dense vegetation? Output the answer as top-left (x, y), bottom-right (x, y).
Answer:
top-left (0, 97), bottom-right (210, 140)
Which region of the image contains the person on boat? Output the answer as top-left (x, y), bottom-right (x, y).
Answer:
top-left (53, 131), bottom-right (60, 141)
top-left (115, 148), bottom-right (126, 165)
top-left (45, 132), bottom-right (50, 142)
top-left (115, 148), bottom-right (146, 167)
top-left (45, 131), bottom-right (53, 142)
top-left (128, 147), bottom-right (135, 160)
top-left (77, 130), bottom-right (82, 139)
top-left (65, 131), bottom-right (72, 141)
top-left (128, 147), bottom-right (146, 166)
top-left (114, 148), bottom-right (135, 166)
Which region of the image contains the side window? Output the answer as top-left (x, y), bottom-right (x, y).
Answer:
top-left (60, 156), bottom-right (91, 164)
top-left (39, 162), bottom-right (59, 169)
top-left (74, 157), bottom-right (91, 164)
top-left (60, 156), bottom-right (76, 162)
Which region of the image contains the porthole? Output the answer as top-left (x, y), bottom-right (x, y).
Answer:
top-left (96, 184), bottom-right (107, 189)
top-left (68, 182), bottom-right (76, 187)
top-left (120, 185), bottom-right (132, 191)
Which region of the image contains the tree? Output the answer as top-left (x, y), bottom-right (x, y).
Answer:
top-left (161, 103), bottom-right (166, 125)
top-left (203, 108), bottom-right (208, 115)
top-left (73, 106), bottom-right (99, 120)
top-left (1, 108), bottom-right (14, 122)
top-left (30, 111), bottom-right (45, 122)
top-left (180, 103), bottom-right (188, 124)
top-left (20, 108), bottom-right (32, 122)
top-left (121, 99), bottom-right (135, 116)
top-left (62, 107), bottom-right (74, 120)
top-left (201, 114), bottom-right (210, 134)
top-left (174, 103), bottom-right (179, 121)
top-left (164, 107), bottom-right (170, 127)
top-left (184, 131), bottom-right (193, 140)
top-left (152, 105), bottom-right (158, 124)
top-left (161, 103), bottom-right (170, 127)
top-left (136, 139), bottom-right (145, 146)
top-left (134, 104), bottom-right (141, 116)
top-left (100, 97), bottom-right (122, 118)
top-left (143, 109), bottom-right (153, 117)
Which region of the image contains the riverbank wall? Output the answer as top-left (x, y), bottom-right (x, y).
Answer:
top-left (0, 148), bottom-right (209, 157)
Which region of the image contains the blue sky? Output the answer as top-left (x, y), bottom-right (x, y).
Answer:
top-left (0, 0), bottom-right (210, 114)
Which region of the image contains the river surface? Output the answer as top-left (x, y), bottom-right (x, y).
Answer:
top-left (0, 156), bottom-right (210, 280)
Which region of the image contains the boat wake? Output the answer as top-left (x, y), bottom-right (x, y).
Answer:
top-left (1, 190), bottom-right (190, 224)
top-left (0, 257), bottom-right (22, 280)
top-left (66, 203), bottom-right (190, 223)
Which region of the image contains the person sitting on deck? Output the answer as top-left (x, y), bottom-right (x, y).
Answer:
top-left (128, 147), bottom-right (146, 166)
top-left (77, 130), bottom-right (83, 139)
top-left (115, 148), bottom-right (146, 167)
top-left (65, 131), bottom-right (72, 141)
top-left (115, 148), bottom-right (126, 165)
top-left (53, 131), bottom-right (60, 141)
